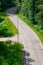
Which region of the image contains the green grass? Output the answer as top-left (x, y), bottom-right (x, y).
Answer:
top-left (0, 41), bottom-right (22, 65)
top-left (2, 12), bottom-right (18, 35)
top-left (17, 13), bottom-right (43, 43)
top-left (4, 15), bottom-right (18, 35)
top-left (0, 11), bottom-right (18, 37)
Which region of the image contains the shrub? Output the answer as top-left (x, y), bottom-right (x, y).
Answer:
top-left (4, 40), bottom-right (12, 45)
top-left (0, 14), bottom-right (4, 22)
top-left (0, 41), bottom-right (22, 65)
top-left (0, 17), bottom-right (4, 22)
top-left (39, 30), bottom-right (43, 34)
top-left (0, 21), bottom-right (13, 37)
top-left (34, 25), bottom-right (41, 31)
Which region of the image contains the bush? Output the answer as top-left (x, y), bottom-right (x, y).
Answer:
top-left (39, 30), bottom-right (43, 34)
top-left (0, 16), bottom-right (4, 22)
top-left (34, 25), bottom-right (41, 31)
top-left (0, 21), bottom-right (13, 37)
top-left (0, 41), bottom-right (22, 65)
top-left (4, 40), bottom-right (12, 45)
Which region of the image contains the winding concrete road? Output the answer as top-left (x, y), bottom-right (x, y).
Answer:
top-left (6, 7), bottom-right (43, 65)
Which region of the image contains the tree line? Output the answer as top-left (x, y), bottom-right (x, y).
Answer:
top-left (0, 0), bottom-right (43, 30)
top-left (15, 0), bottom-right (43, 30)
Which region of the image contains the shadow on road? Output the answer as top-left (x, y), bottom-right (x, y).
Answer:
top-left (22, 50), bottom-right (35, 65)
top-left (6, 8), bottom-right (17, 16)
top-left (0, 8), bottom-right (16, 17)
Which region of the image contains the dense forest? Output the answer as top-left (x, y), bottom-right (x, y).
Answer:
top-left (14, 0), bottom-right (43, 30)
top-left (0, 0), bottom-right (43, 30)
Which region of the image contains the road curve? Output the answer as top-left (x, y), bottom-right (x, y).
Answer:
top-left (6, 7), bottom-right (43, 65)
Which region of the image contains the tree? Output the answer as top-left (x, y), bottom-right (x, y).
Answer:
top-left (1, 0), bottom-right (13, 10)
top-left (21, 0), bottom-right (29, 18)
top-left (35, 0), bottom-right (43, 29)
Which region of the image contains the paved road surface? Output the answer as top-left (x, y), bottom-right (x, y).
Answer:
top-left (6, 7), bottom-right (43, 65)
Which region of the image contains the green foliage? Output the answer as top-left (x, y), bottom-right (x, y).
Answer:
top-left (35, 0), bottom-right (43, 29)
top-left (13, 0), bottom-right (21, 13)
top-left (0, 16), bottom-right (4, 22)
top-left (16, 0), bottom-right (43, 30)
top-left (0, 12), bottom-right (18, 37)
top-left (0, 41), bottom-right (22, 65)
top-left (21, 0), bottom-right (29, 18)
top-left (0, 0), bottom-right (13, 10)
top-left (4, 40), bottom-right (12, 45)
top-left (0, 14), bottom-right (4, 22)
top-left (0, 13), bottom-right (13, 37)
top-left (33, 25), bottom-right (41, 31)
top-left (0, 21), bottom-right (13, 37)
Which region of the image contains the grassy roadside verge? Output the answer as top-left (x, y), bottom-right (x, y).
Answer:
top-left (0, 40), bottom-right (22, 65)
top-left (17, 13), bottom-right (43, 43)
top-left (4, 14), bottom-right (18, 35)
top-left (0, 11), bottom-right (18, 37)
